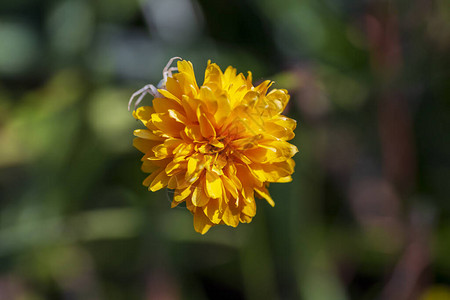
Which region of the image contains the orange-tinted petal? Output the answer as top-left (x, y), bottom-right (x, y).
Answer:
top-left (193, 208), bottom-right (213, 234)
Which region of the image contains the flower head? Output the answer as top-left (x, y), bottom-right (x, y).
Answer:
top-left (131, 58), bottom-right (298, 234)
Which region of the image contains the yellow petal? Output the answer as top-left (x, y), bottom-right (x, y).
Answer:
top-left (184, 124), bottom-right (204, 142)
top-left (204, 61), bottom-right (223, 90)
top-left (180, 95), bottom-right (199, 122)
top-left (273, 115), bottom-right (297, 131)
top-left (168, 172), bottom-right (190, 189)
top-left (242, 91), bottom-right (260, 107)
top-left (250, 160), bottom-right (294, 182)
top-left (165, 160), bottom-right (186, 176)
top-left (223, 65), bottom-right (237, 85)
top-left (263, 119), bottom-right (296, 140)
top-left (203, 199), bottom-right (222, 224)
top-left (254, 186), bottom-right (275, 207)
top-left (134, 129), bottom-right (164, 141)
top-left (222, 205), bottom-right (239, 227)
top-left (141, 160), bottom-right (159, 173)
top-left (145, 157), bottom-right (172, 168)
top-left (164, 76), bottom-right (182, 99)
top-left (241, 196), bottom-right (256, 216)
top-left (153, 97), bottom-right (183, 114)
top-left (197, 107), bottom-right (216, 139)
top-left (239, 214), bottom-right (253, 223)
top-left (193, 208), bottom-right (213, 234)
top-left (164, 137), bottom-right (183, 149)
top-left (149, 169), bottom-right (170, 192)
top-left (235, 164), bottom-right (261, 200)
top-left (221, 175), bottom-right (238, 199)
top-left (133, 106), bottom-right (154, 123)
top-left (192, 184), bottom-right (210, 207)
top-left (205, 171), bottom-right (223, 199)
top-left (185, 154), bottom-right (204, 184)
top-left (152, 143), bottom-right (170, 158)
top-left (244, 141), bottom-right (298, 163)
top-left (158, 89), bottom-right (181, 102)
top-left (214, 93), bottom-right (231, 125)
top-left (174, 185), bottom-right (192, 202)
top-left (198, 86), bottom-right (218, 115)
top-left (244, 146), bottom-right (272, 163)
top-left (167, 109), bottom-right (187, 124)
top-left (133, 138), bottom-right (160, 154)
top-left (266, 141), bottom-right (298, 158)
top-left (266, 89), bottom-right (290, 113)
top-left (177, 61), bottom-right (199, 92)
top-left (173, 142), bottom-right (194, 157)
top-left (151, 112), bottom-right (184, 137)
top-left (167, 175), bottom-right (178, 189)
top-left (246, 71), bottom-right (253, 86)
top-left (276, 175), bottom-right (293, 183)
top-left (143, 169), bottom-right (161, 187)
top-left (254, 80), bottom-right (273, 94)
top-left (188, 155), bottom-right (197, 173)
top-left (171, 199), bottom-right (180, 208)
top-left (175, 61), bottom-right (199, 96)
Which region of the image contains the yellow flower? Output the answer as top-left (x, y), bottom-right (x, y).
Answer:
top-left (130, 58), bottom-right (298, 234)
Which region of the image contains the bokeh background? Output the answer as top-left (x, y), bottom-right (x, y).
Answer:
top-left (1, 0), bottom-right (450, 299)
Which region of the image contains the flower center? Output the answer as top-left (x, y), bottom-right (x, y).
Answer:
top-left (196, 137), bottom-right (226, 155)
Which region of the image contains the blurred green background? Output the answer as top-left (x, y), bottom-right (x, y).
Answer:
top-left (1, 0), bottom-right (450, 299)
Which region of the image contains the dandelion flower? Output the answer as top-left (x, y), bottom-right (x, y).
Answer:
top-left (130, 57), bottom-right (298, 234)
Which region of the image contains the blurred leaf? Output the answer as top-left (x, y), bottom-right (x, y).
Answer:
top-left (0, 69), bottom-right (84, 167)
top-left (0, 21), bottom-right (40, 76)
top-left (0, 208), bottom-right (143, 256)
top-left (46, 0), bottom-right (95, 58)
top-left (87, 87), bottom-right (136, 154)
top-left (318, 64), bottom-right (368, 111)
top-left (420, 285), bottom-right (450, 300)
